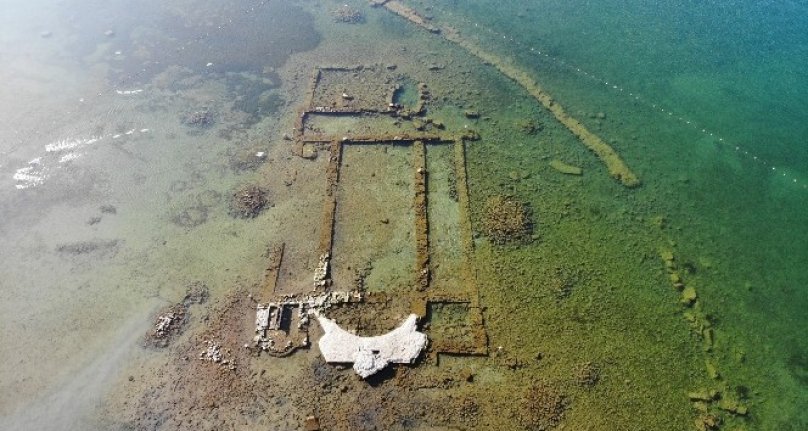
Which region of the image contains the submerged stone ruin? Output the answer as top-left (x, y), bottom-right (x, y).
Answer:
top-left (317, 313), bottom-right (428, 378)
top-left (244, 0), bottom-right (641, 378)
top-left (248, 64), bottom-right (488, 378)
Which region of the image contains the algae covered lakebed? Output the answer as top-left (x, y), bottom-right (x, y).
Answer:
top-left (0, 0), bottom-right (806, 430)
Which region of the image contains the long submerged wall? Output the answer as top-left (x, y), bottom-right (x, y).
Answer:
top-left (374, 0), bottom-right (641, 188)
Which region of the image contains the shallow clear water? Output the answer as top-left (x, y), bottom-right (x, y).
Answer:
top-left (1, 0), bottom-right (806, 430)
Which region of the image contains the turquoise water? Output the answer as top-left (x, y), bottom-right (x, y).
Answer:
top-left (431, 0), bottom-right (808, 179)
top-left (452, 0), bottom-right (808, 180)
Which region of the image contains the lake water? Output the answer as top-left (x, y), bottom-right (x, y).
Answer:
top-left (1, 0), bottom-right (806, 430)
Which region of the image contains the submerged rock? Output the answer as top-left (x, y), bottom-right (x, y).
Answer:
top-left (681, 286), bottom-right (698, 306)
top-left (549, 159), bottom-right (583, 176)
top-left (332, 5), bottom-right (364, 24)
top-left (183, 109), bottom-right (215, 128)
top-left (229, 184), bottom-right (267, 218)
top-left (145, 304), bottom-right (188, 348)
top-left (482, 195), bottom-right (533, 245)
